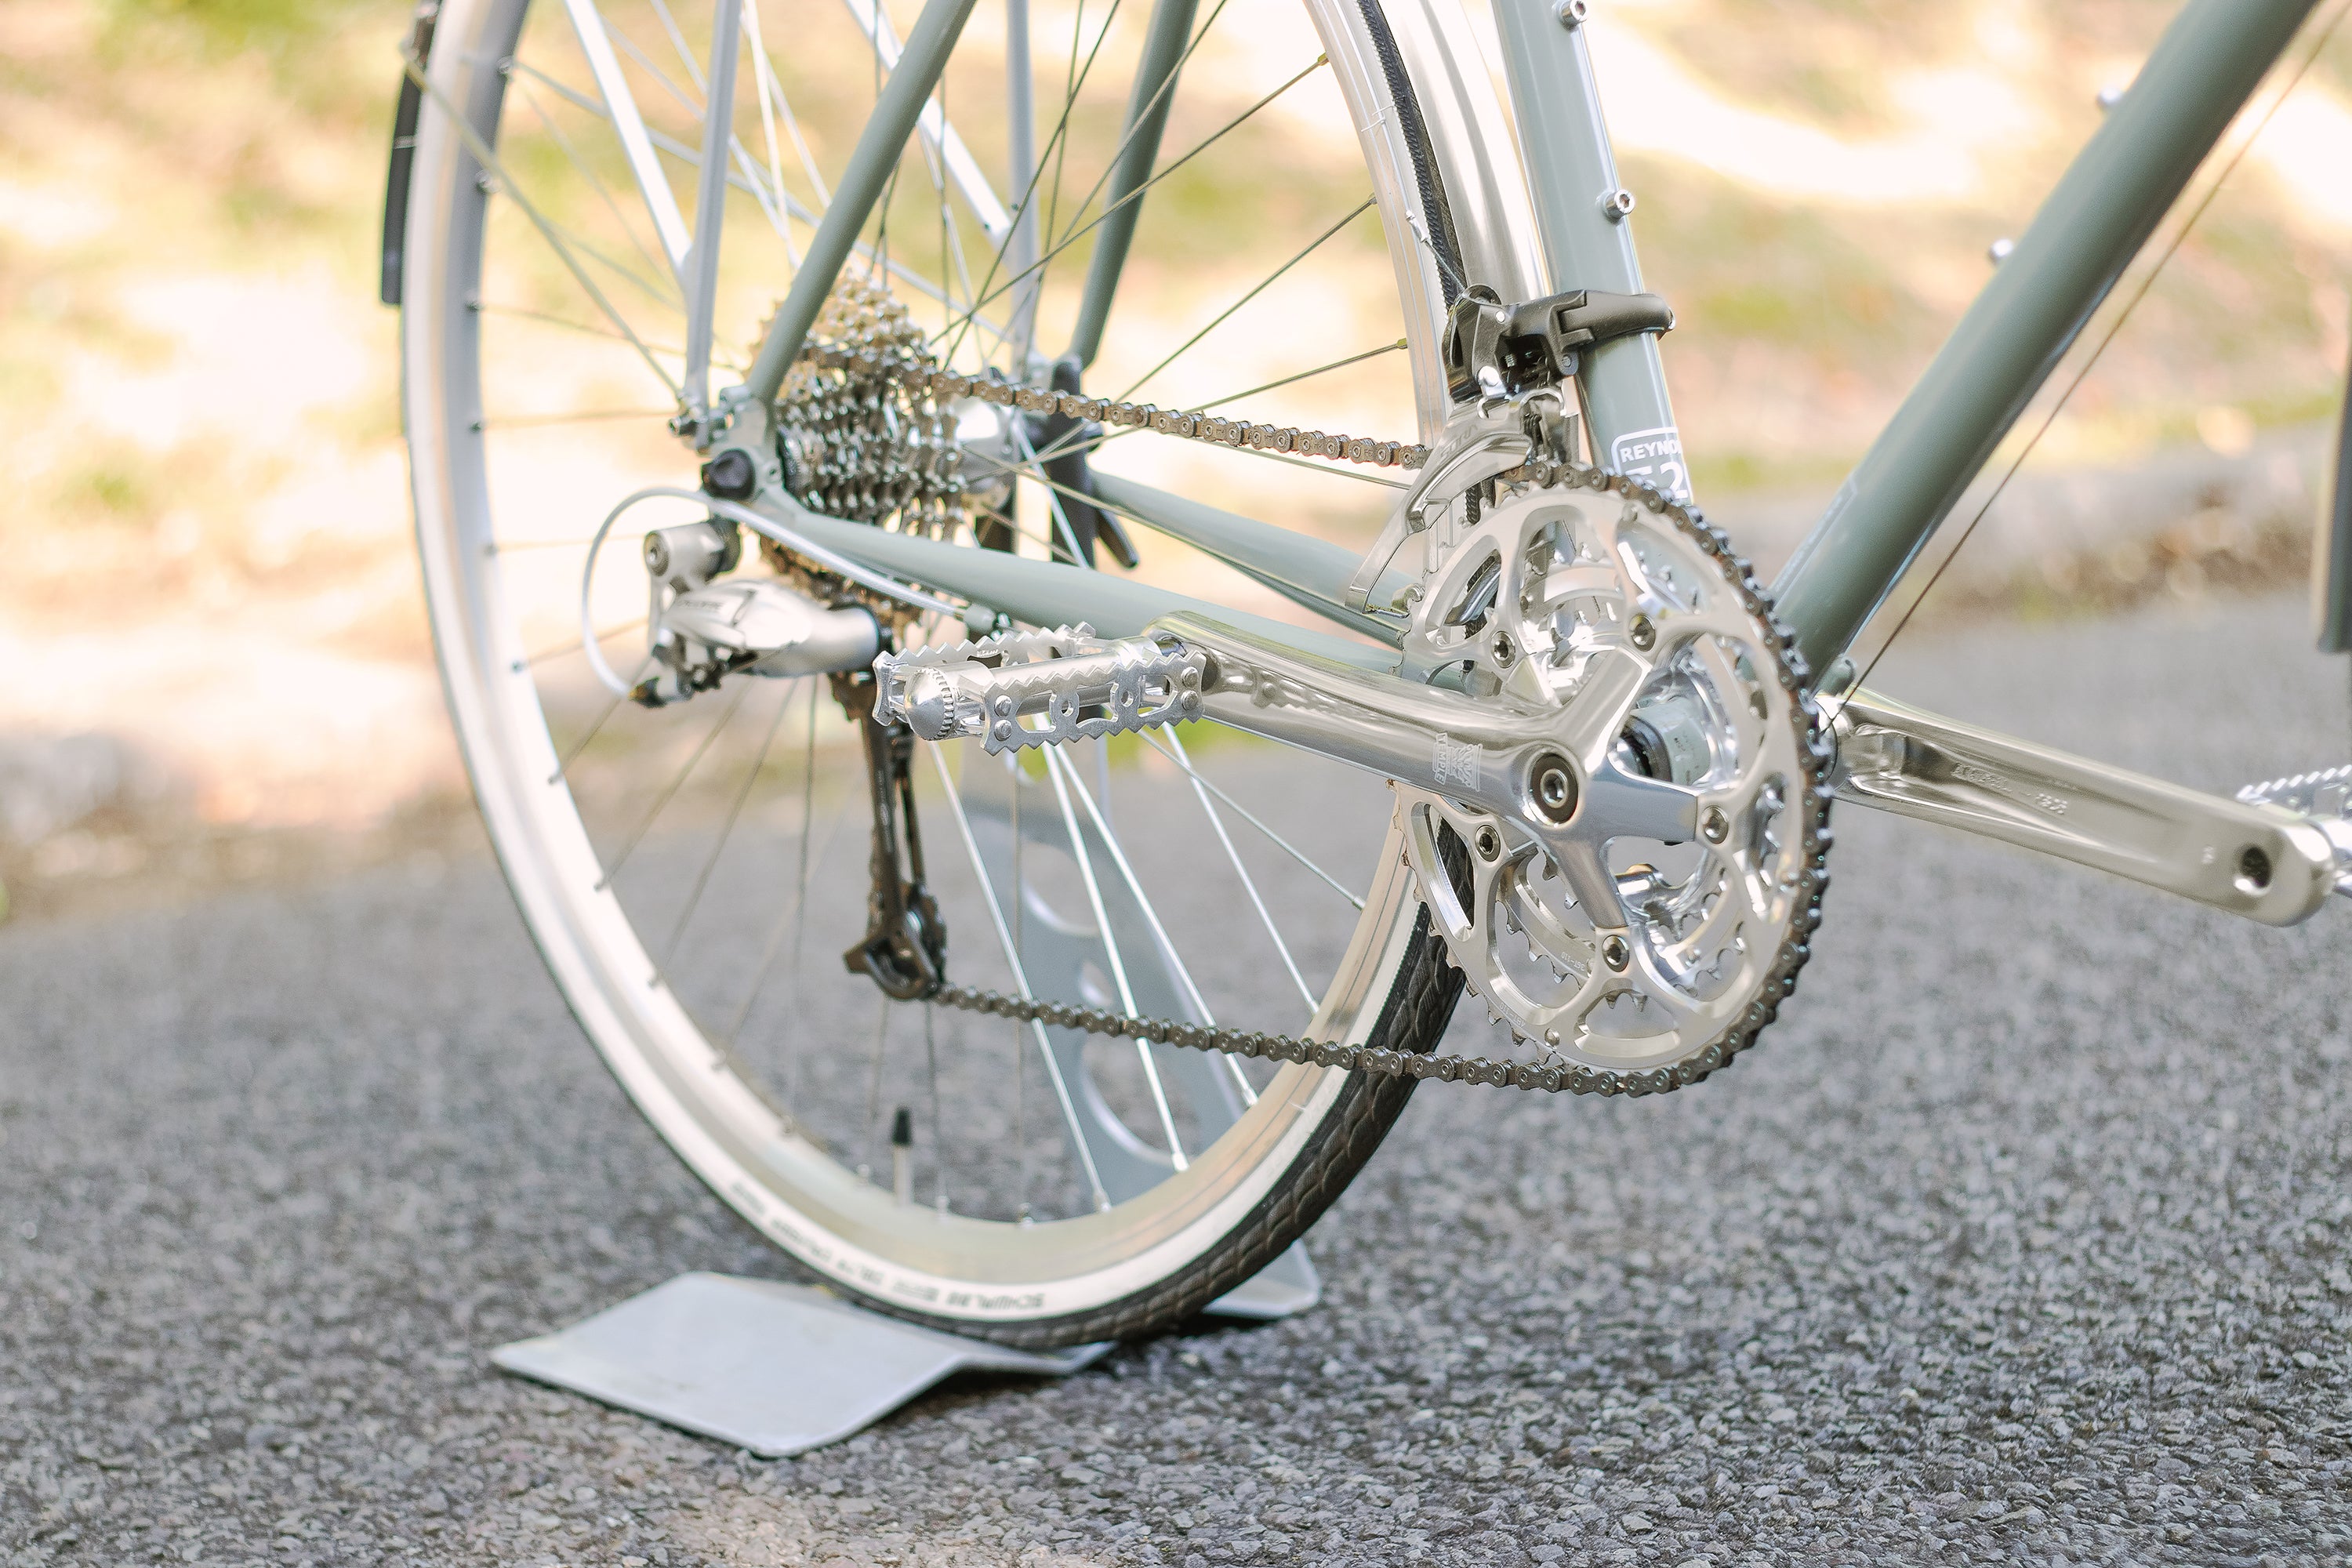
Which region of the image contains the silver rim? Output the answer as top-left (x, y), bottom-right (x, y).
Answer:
top-left (400, 0), bottom-right (1536, 1323)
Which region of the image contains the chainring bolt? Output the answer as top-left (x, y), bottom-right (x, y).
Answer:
top-left (1474, 824), bottom-right (1502, 861)
top-left (1530, 753), bottom-right (1579, 825)
top-left (1600, 933), bottom-right (1631, 971)
top-left (1628, 613), bottom-right (1657, 652)
top-left (1700, 805), bottom-right (1729, 844)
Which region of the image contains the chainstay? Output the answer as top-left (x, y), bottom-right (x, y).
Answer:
top-left (798, 342), bottom-right (1431, 473)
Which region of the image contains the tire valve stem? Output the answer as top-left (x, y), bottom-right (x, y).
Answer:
top-left (890, 1107), bottom-right (915, 1207)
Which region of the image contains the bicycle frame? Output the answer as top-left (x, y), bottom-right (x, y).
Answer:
top-left (728, 0), bottom-right (2321, 680)
top-left (571, 0), bottom-right (2348, 922)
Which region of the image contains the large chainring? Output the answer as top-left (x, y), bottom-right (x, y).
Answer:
top-left (1393, 467), bottom-right (1834, 1093)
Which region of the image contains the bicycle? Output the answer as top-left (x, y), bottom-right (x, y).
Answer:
top-left (380, 0), bottom-right (2352, 1346)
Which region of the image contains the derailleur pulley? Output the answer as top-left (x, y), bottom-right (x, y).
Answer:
top-left (833, 666), bottom-right (949, 1000)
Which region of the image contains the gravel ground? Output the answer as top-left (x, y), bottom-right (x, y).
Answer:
top-left (6, 593), bottom-right (2352, 1567)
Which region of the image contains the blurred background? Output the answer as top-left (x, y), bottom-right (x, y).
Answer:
top-left (2, 0), bottom-right (2347, 922)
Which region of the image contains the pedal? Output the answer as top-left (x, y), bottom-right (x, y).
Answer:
top-left (875, 624), bottom-right (1207, 754)
top-left (2238, 764), bottom-right (2352, 895)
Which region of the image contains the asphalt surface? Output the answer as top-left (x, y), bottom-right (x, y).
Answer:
top-left (7, 592), bottom-right (2352, 1567)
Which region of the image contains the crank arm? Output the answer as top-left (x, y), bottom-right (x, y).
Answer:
top-left (1156, 613), bottom-right (1703, 850)
top-left (1827, 688), bottom-right (2343, 927)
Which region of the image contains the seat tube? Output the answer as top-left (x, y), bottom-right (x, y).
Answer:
top-left (1490, 0), bottom-right (1686, 501)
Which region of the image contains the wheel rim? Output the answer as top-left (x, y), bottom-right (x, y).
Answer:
top-left (399, 0), bottom-right (1528, 1323)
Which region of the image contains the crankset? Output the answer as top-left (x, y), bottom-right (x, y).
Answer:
top-left (881, 463), bottom-right (1836, 1094)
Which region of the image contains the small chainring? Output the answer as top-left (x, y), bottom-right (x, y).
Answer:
top-left (1395, 466), bottom-right (1834, 1094)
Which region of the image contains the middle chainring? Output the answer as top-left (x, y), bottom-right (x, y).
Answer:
top-left (1395, 467), bottom-right (1834, 1095)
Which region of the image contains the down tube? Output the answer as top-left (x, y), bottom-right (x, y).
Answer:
top-left (1490, 0), bottom-right (1686, 501)
top-left (1770, 0), bottom-right (2319, 679)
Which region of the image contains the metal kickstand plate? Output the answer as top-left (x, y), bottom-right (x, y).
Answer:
top-left (492, 1274), bottom-right (1110, 1458)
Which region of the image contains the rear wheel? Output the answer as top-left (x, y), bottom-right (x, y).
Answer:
top-left (398, 0), bottom-right (1537, 1341)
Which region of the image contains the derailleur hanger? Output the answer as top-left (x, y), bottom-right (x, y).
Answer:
top-left (1443, 283), bottom-right (1676, 403)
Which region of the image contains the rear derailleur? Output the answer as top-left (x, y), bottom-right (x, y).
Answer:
top-left (831, 665), bottom-right (948, 1001)
top-left (630, 514), bottom-right (946, 999)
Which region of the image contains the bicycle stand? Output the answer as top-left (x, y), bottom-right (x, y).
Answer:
top-left (491, 1247), bottom-right (1317, 1457)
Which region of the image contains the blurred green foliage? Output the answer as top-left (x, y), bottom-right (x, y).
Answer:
top-left (105, 0), bottom-right (393, 61)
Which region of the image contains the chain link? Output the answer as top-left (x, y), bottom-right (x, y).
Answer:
top-left (928, 983), bottom-right (1645, 1094)
top-left (784, 320), bottom-right (1429, 477)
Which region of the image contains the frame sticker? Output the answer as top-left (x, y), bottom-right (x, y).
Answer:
top-left (1610, 426), bottom-right (1691, 502)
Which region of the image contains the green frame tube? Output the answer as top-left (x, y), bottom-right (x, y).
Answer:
top-left (1064, 0), bottom-right (1201, 369)
top-left (1771, 0), bottom-right (2320, 677)
top-left (1490, 0), bottom-right (1684, 498)
top-left (741, 0), bottom-right (981, 408)
top-left (778, 0), bottom-right (2318, 690)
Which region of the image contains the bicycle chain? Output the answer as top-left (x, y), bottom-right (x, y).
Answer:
top-left (792, 342), bottom-right (1431, 473)
top-left (927, 980), bottom-right (1593, 1087)
top-left (764, 288), bottom-right (1426, 632)
top-left (911, 464), bottom-right (1831, 1101)
top-left (773, 283), bottom-right (1824, 1098)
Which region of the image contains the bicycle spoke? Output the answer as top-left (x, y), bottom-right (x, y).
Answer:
top-left (473, 298), bottom-right (688, 359)
top-left (594, 677), bottom-right (750, 887)
top-left (1136, 731), bottom-right (1363, 909)
top-left (510, 56), bottom-right (779, 220)
top-left (1050, 743), bottom-right (1219, 1028)
top-left (742, 0), bottom-right (829, 210)
top-left (1044, 0), bottom-right (1228, 252)
top-left (502, 62), bottom-right (968, 316)
top-left (1001, 0), bottom-right (1040, 362)
top-left (547, 667), bottom-right (644, 785)
top-left (837, 0), bottom-right (1014, 243)
top-left (516, 74), bottom-right (684, 297)
top-left (861, 993), bottom-right (891, 1180)
top-left (1060, 737), bottom-right (1258, 1107)
top-left (1042, 746), bottom-right (1187, 1168)
top-left (1040, 0), bottom-right (1091, 246)
top-left (659, 675), bottom-right (795, 970)
top-left (1004, 420), bottom-right (1095, 564)
top-left (526, 616), bottom-right (648, 668)
top-left (1167, 728), bottom-right (1312, 1017)
top-left (926, 742), bottom-right (1113, 1211)
top-left (408, 57), bottom-right (683, 398)
top-left (722, 681), bottom-right (832, 1040)
top-left (559, 0), bottom-right (693, 278)
top-left (1113, 196), bottom-right (1374, 401)
top-left (589, 10), bottom-right (808, 255)
top-left (933, 49), bottom-right (1324, 357)
top-left (644, 0), bottom-right (708, 90)
top-left (1190, 337), bottom-right (1410, 415)
top-left (933, 0), bottom-right (1127, 364)
top-left (737, 0), bottom-right (797, 265)
top-left (924, 1003), bottom-right (946, 1212)
top-left (477, 407), bottom-right (681, 430)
